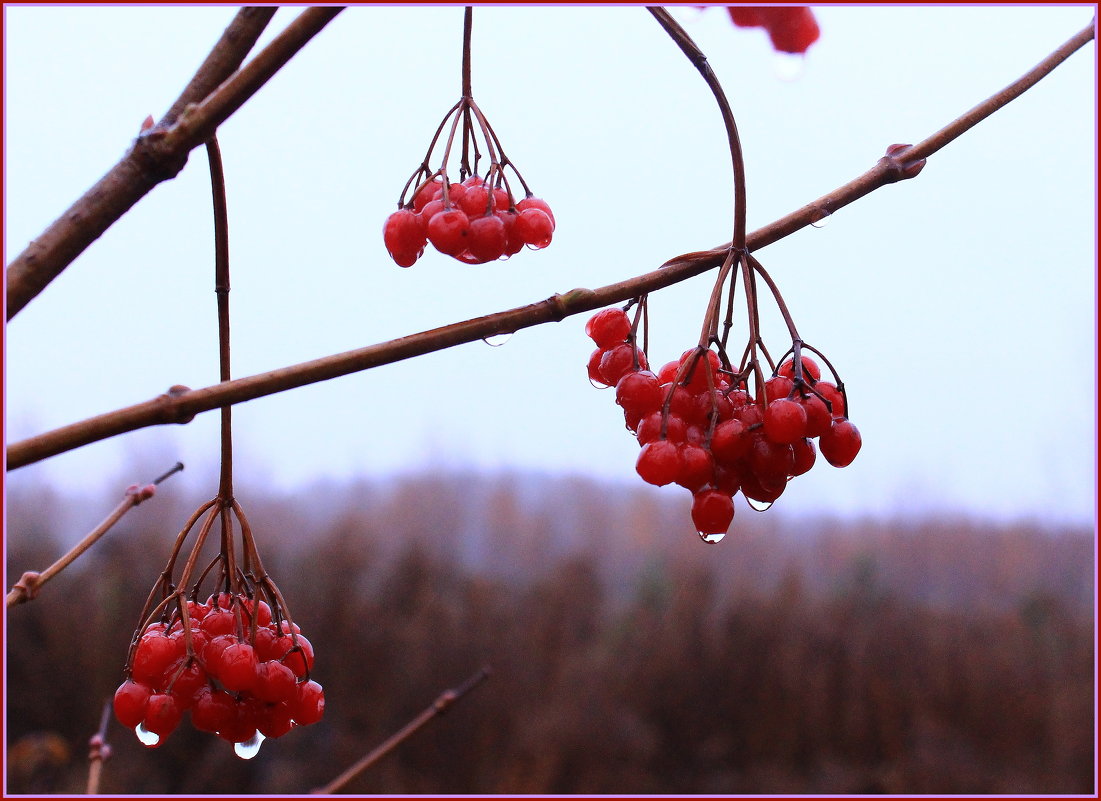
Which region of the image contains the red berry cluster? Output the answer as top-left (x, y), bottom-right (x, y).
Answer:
top-left (113, 592), bottom-right (323, 754)
top-left (726, 6), bottom-right (820, 54)
top-left (384, 177), bottom-right (555, 267)
top-left (586, 307), bottom-right (860, 541)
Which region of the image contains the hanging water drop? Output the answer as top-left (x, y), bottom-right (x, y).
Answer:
top-left (233, 731), bottom-right (265, 760)
top-left (697, 531), bottom-right (726, 544)
top-left (134, 723), bottom-right (160, 747)
top-left (482, 332), bottom-right (513, 347)
top-left (810, 209), bottom-right (831, 228)
top-left (746, 496), bottom-right (774, 512)
top-left (773, 52), bottom-right (805, 82)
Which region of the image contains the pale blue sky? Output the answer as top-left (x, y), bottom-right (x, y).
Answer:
top-left (4, 5), bottom-right (1097, 527)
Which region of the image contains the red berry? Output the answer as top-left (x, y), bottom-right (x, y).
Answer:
top-left (162, 656), bottom-right (207, 702)
top-left (819, 418), bottom-right (861, 467)
top-left (815, 382), bottom-right (846, 419)
top-left (114, 681), bottom-right (152, 729)
top-left (290, 680), bottom-right (326, 726)
top-left (636, 411), bottom-right (687, 445)
top-left (691, 490), bottom-right (735, 535)
top-left (255, 700), bottom-right (295, 739)
top-left (132, 634), bottom-right (182, 686)
top-left (764, 398), bottom-right (808, 444)
top-left (599, 344), bottom-right (647, 387)
top-left (190, 686), bottom-right (237, 733)
top-left (516, 196), bottom-right (555, 229)
top-left (467, 214), bottom-right (507, 261)
top-left (383, 209), bottom-right (427, 265)
top-left (710, 418), bottom-right (750, 464)
top-left (791, 437), bottom-right (817, 476)
top-left (615, 370), bottom-right (662, 416)
top-left (675, 444), bottom-right (715, 491)
top-left (587, 348), bottom-right (611, 387)
top-left (748, 436), bottom-right (795, 486)
top-left (764, 375), bottom-right (794, 402)
top-left (740, 470), bottom-right (786, 505)
top-left (496, 210), bottom-right (525, 257)
top-left (585, 309), bottom-right (631, 349)
top-left (765, 6), bottom-right (820, 54)
top-left (799, 391), bottom-right (833, 438)
top-left (427, 209), bottom-right (472, 256)
top-left (143, 693), bottom-right (183, 739)
top-left (411, 179), bottom-right (443, 213)
top-left (255, 660), bottom-right (299, 704)
top-left (778, 355), bottom-right (821, 383)
top-left (636, 440), bottom-right (683, 486)
top-left (216, 642), bottom-right (259, 693)
top-left (277, 634), bottom-right (315, 678)
top-left (514, 207), bottom-right (553, 249)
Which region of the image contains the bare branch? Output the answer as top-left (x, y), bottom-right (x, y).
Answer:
top-left (5, 18), bottom-right (1093, 471)
top-left (163, 7), bottom-right (279, 126)
top-left (5, 7), bottom-right (344, 322)
top-left (85, 700), bottom-right (114, 795)
top-left (312, 667), bottom-right (491, 795)
top-left (5, 463), bottom-right (184, 607)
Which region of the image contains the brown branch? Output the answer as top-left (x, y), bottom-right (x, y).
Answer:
top-left (85, 700), bottom-right (113, 795)
top-left (5, 18), bottom-right (1093, 471)
top-left (5, 462), bottom-right (183, 607)
top-left (5, 7), bottom-right (344, 322)
top-left (163, 7), bottom-right (279, 126)
top-left (312, 667), bottom-right (491, 795)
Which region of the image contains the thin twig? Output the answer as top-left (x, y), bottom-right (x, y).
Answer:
top-left (85, 700), bottom-right (113, 795)
top-left (5, 19), bottom-right (1093, 471)
top-left (6, 462), bottom-right (183, 608)
top-left (5, 7), bottom-right (343, 321)
top-left (312, 667), bottom-right (492, 795)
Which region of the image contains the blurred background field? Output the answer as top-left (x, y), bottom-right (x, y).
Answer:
top-left (4, 468), bottom-right (1094, 795)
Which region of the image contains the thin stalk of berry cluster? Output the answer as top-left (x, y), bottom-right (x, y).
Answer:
top-left (85, 700), bottom-right (113, 795)
top-left (208, 137), bottom-right (235, 501)
top-left (462, 7), bottom-right (473, 98)
top-left (648, 6), bottom-right (747, 252)
top-left (747, 253), bottom-right (801, 343)
top-left (312, 666), bottom-right (492, 794)
top-left (5, 7), bottom-right (343, 321)
top-left (5, 462), bottom-right (183, 608)
top-left (7, 20), bottom-right (1093, 471)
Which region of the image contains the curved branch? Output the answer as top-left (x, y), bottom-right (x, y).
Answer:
top-left (5, 17), bottom-right (1093, 470)
top-left (5, 6), bottom-right (344, 322)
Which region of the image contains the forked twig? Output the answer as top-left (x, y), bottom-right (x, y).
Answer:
top-left (5, 462), bottom-right (184, 608)
top-left (312, 666), bottom-right (492, 795)
top-left (85, 700), bottom-right (113, 795)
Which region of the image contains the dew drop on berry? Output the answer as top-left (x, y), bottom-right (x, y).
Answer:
top-left (482, 332), bottom-right (513, 347)
top-left (233, 731), bottom-right (266, 760)
top-left (697, 531), bottom-right (726, 544)
top-left (746, 496), bottom-right (774, 512)
top-left (773, 52), bottom-right (805, 81)
top-left (134, 723), bottom-right (160, 747)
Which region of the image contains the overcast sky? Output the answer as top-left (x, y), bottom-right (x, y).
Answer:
top-left (4, 5), bottom-right (1096, 529)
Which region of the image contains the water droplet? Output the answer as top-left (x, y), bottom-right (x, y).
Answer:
top-left (773, 52), bottom-right (805, 82)
top-left (233, 731), bottom-right (265, 760)
top-left (482, 332), bottom-right (512, 347)
top-left (134, 723), bottom-right (160, 747)
top-left (810, 210), bottom-right (831, 228)
top-left (746, 496), bottom-right (774, 512)
top-left (697, 531), bottom-right (726, 544)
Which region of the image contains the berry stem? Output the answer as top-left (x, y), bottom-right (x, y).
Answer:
top-left (207, 136), bottom-right (234, 502)
top-left (648, 6), bottom-right (747, 252)
top-left (747, 253), bottom-right (801, 342)
top-left (461, 7), bottom-right (473, 99)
